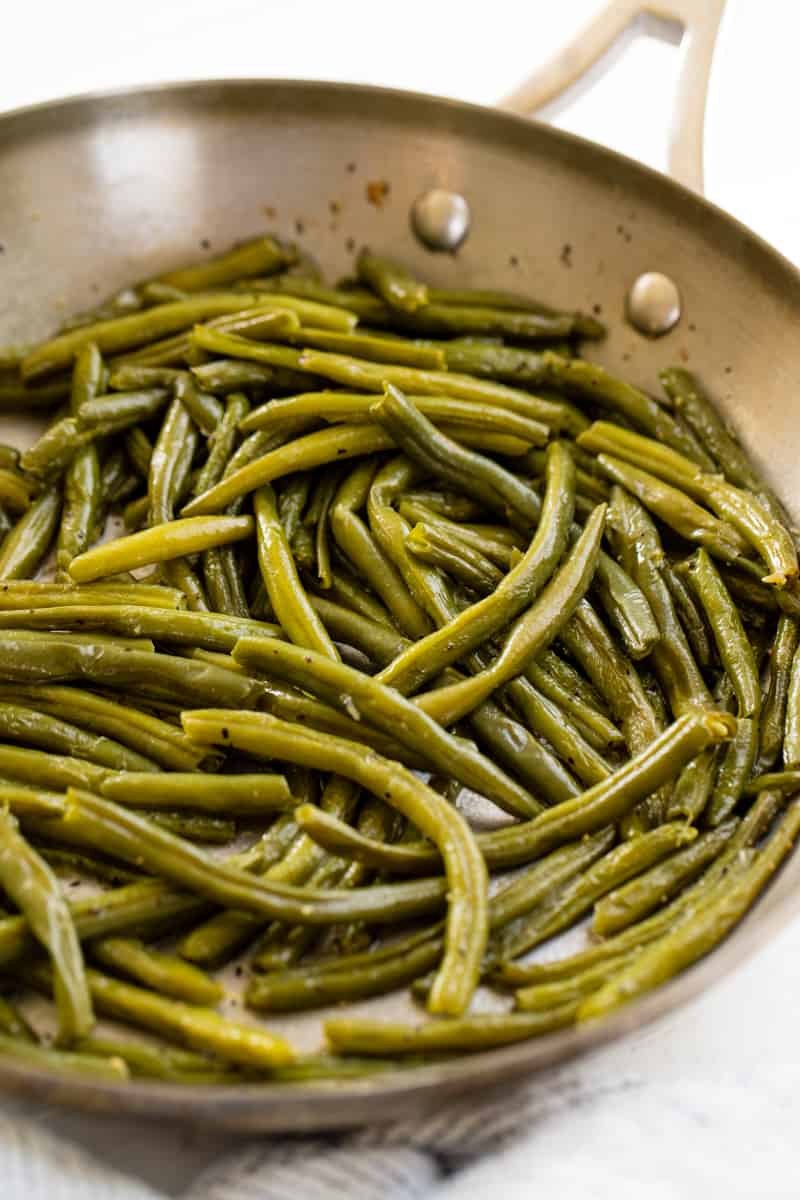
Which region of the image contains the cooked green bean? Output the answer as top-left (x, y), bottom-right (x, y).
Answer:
top-left (0, 634), bottom-right (262, 706)
top-left (681, 549), bottom-right (760, 716)
top-left (0, 809), bottom-right (92, 1043)
top-left (496, 822), bottom-right (696, 961)
top-left (378, 440), bottom-right (573, 693)
top-left (0, 580), bottom-right (186, 609)
top-left (592, 820), bottom-right (737, 936)
top-left (412, 506), bottom-right (606, 727)
top-left (253, 485), bottom-right (338, 659)
top-left (0, 745), bottom-right (107, 791)
top-left (356, 249), bottom-right (429, 312)
top-left (405, 522), bottom-right (504, 592)
top-left (74, 1034), bottom-right (222, 1081)
top-left (157, 236), bottom-right (290, 292)
top-left (579, 795), bottom-right (800, 1022)
top-left (182, 711), bottom-right (485, 1015)
top-left (91, 937), bottom-right (223, 1005)
top-left (325, 1008), bottom-right (578, 1056)
top-left (0, 488), bottom-right (61, 580)
top-left (232, 637), bottom-right (538, 819)
top-left (706, 717), bottom-right (759, 826)
top-left (100, 771), bottom-right (290, 813)
top-left (173, 371), bottom-right (222, 434)
top-left (26, 961), bottom-right (293, 1070)
top-left (68, 515), bottom-right (253, 583)
top-left (757, 615), bottom-right (799, 771)
top-left (0, 1031), bottom-right (128, 1080)
top-left (0, 685), bottom-right (206, 770)
top-left (0, 702), bottom-right (156, 771)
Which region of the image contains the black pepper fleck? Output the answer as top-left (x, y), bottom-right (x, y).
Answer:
top-left (345, 237), bottom-right (356, 253)
top-left (509, 255), bottom-right (519, 268)
top-left (560, 243), bottom-right (573, 268)
top-left (346, 162), bottom-right (357, 173)
top-left (295, 219), bottom-right (305, 236)
top-left (200, 238), bottom-right (211, 250)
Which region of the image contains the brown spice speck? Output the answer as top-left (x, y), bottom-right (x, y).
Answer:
top-left (294, 219), bottom-right (305, 236)
top-left (592, 303), bottom-right (602, 315)
top-left (509, 255), bottom-right (519, 268)
top-left (200, 238), bottom-right (211, 250)
top-left (345, 237), bottom-right (356, 253)
top-left (560, 243), bottom-right (573, 268)
top-left (366, 180), bottom-right (390, 208)
top-left (346, 162), bottom-right (357, 173)
top-left (263, 205), bottom-right (277, 220)
top-left (679, 347), bottom-right (690, 363)
top-left (688, 322), bottom-right (696, 332)
top-left (724, 365), bottom-right (733, 374)
top-left (329, 200), bottom-right (342, 215)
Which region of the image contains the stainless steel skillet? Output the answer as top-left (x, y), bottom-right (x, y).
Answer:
top-left (0, 0), bottom-right (799, 1132)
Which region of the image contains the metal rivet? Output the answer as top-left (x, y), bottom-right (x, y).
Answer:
top-left (410, 189), bottom-right (471, 252)
top-left (626, 272), bottom-right (682, 337)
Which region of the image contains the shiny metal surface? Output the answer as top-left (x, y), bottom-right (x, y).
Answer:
top-left (410, 187), bottom-right (471, 252)
top-left (626, 270), bottom-right (682, 335)
top-left (1, 78), bottom-right (800, 1131)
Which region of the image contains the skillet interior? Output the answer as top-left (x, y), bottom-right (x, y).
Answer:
top-left (0, 78), bottom-right (799, 1130)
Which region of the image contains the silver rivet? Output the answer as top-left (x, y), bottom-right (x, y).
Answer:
top-left (410, 189), bottom-right (471, 252)
top-left (626, 271), bottom-right (682, 336)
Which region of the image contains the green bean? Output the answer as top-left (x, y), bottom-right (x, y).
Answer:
top-left (356, 249), bottom-right (429, 312)
top-left (539, 353), bottom-right (713, 463)
top-left (77, 387), bottom-right (168, 429)
top-left (592, 820), bottom-right (737, 936)
top-left (514, 957), bottom-right (634, 1012)
top-left (397, 499), bottom-right (521, 567)
top-left (757, 615), bottom-right (799, 772)
top-left (608, 487), bottom-right (711, 719)
top-left (181, 711), bottom-right (485, 1015)
top-left (254, 485), bottom-right (339, 659)
top-left (681, 549), bottom-right (760, 716)
top-left (0, 580), bottom-right (185, 610)
top-left (373, 385), bottom-right (544, 524)
top-left (0, 471), bottom-right (31, 516)
top-left (496, 822), bottom-right (696, 961)
top-left (0, 809), bottom-right (92, 1043)
top-left (0, 1031), bottom-right (129, 1080)
top-left (0, 378), bottom-right (71, 409)
top-left (590, 452), bottom-right (748, 563)
top-left (495, 789), bottom-right (784, 987)
top-left (126, 426), bottom-right (153, 483)
top-left (496, 709), bottom-right (735, 855)
top-left (783, 637), bottom-right (800, 767)
top-left (324, 1007), bottom-right (578, 1056)
top-left (579, 795), bottom-right (800, 1022)
top-left (91, 936), bottom-right (223, 1005)
top-left (504, 675), bottom-right (611, 787)
top-left (184, 424), bottom-right (394, 516)
top-left (22, 294), bottom-right (307, 380)
top-left (173, 371), bottom-right (222, 434)
top-left (67, 515), bottom-right (253, 583)
top-left (295, 348), bottom-right (585, 434)
top-left (157, 236), bottom-right (290, 292)
top-left (192, 392), bottom-right (249, 498)
top-left (0, 604), bottom-right (283, 656)
top-left (99, 771), bottom-right (290, 813)
top-left (232, 637), bottom-right (538, 819)
top-left (41, 784), bottom-right (448, 931)
top-left (378, 440), bottom-right (574, 693)
top-left (412, 507), bottom-right (606, 727)
top-left (660, 367), bottom-right (787, 520)
top-left (0, 635), bottom-right (262, 707)
top-left (0, 745), bottom-right (107, 791)
top-left (405, 522), bottom-right (504, 592)
top-left (0, 993), bottom-right (36, 1041)
top-left (111, 365), bottom-right (182, 390)
top-left (75, 1034), bottom-right (222, 1080)
top-left (329, 459), bottom-right (431, 638)
top-left (465, 689), bottom-right (575, 806)
top-left (580, 421), bottom-right (797, 586)
top-left (191, 358), bottom-right (311, 395)
top-left (26, 961), bottom-right (294, 1070)
top-left (0, 702), bottom-right (156, 771)
top-left (0, 488), bottom-right (60, 580)
top-left (666, 745), bottom-right (719, 823)
top-left (662, 560), bottom-right (714, 670)
top-left (706, 717), bottom-right (759, 826)
top-left (38, 847), bottom-right (142, 885)
top-left (56, 443), bottom-right (101, 580)
top-left (0, 685), bottom-right (206, 771)
top-left (287, 329), bottom-right (446, 368)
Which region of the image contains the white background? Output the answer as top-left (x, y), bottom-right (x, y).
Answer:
top-left (3, 2), bottom-right (800, 1196)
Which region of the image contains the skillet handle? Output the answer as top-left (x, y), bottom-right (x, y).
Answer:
top-left (498, 0), bottom-right (725, 195)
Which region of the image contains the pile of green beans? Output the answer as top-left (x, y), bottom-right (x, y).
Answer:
top-left (0, 235), bottom-right (796, 1080)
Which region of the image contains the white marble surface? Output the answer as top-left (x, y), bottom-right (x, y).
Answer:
top-left (3, 1), bottom-right (800, 1195)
